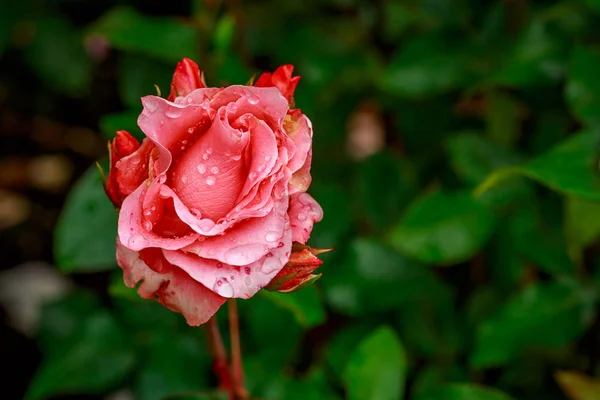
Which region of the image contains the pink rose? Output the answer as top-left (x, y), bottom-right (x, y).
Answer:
top-left (105, 59), bottom-right (324, 325)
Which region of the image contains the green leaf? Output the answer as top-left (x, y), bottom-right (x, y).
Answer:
top-left (88, 6), bottom-right (198, 62)
top-left (412, 365), bottom-right (468, 396)
top-left (471, 280), bottom-right (597, 368)
top-left (118, 53), bottom-right (173, 109)
top-left (28, 307), bottom-right (135, 399)
top-left (475, 130), bottom-right (600, 201)
top-left (413, 384), bottom-right (515, 400)
top-left (135, 333), bottom-right (211, 400)
top-left (382, 35), bottom-right (470, 98)
top-left (445, 132), bottom-right (530, 207)
top-left (54, 163), bottom-right (118, 272)
top-left (99, 109), bottom-right (144, 141)
top-left (485, 91), bottom-right (522, 147)
top-left (260, 285), bottom-right (325, 328)
top-left (323, 238), bottom-right (442, 316)
top-left (162, 393), bottom-right (227, 400)
top-left (566, 46), bottom-right (600, 126)
top-left (325, 323), bottom-right (375, 380)
top-left (492, 18), bottom-right (565, 87)
top-left (355, 151), bottom-right (417, 231)
top-left (344, 326), bottom-right (407, 400)
top-left (565, 197), bottom-right (600, 264)
top-left (25, 16), bottom-right (92, 96)
top-left (387, 191), bottom-right (495, 265)
top-left (395, 286), bottom-right (465, 359)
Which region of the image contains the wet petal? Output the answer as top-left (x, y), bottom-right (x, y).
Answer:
top-left (288, 192), bottom-right (323, 244)
top-left (116, 240), bottom-right (225, 326)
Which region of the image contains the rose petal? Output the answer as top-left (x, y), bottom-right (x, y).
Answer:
top-left (115, 138), bottom-right (154, 197)
top-left (163, 220), bottom-right (292, 299)
top-left (184, 196), bottom-right (289, 266)
top-left (288, 192), bottom-right (323, 244)
top-left (118, 184), bottom-right (200, 251)
top-left (171, 107), bottom-right (250, 221)
top-left (255, 65), bottom-right (300, 104)
top-left (116, 240), bottom-right (225, 326)
top-left (284, 112), bottom-right (313, 174)
top-left (138, 95), bottom-right (213, 152)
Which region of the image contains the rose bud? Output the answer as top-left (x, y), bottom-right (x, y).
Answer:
top-left (254, 64), bottom-right (300, 105)
top-left (167, 58), bottom-right (206, 101)
top-left (105, 130), bottom-right (140, 207)
top-left (265, 244), bottom-right (333, 293)
top-left (109, 60), bottom-right (326, 326)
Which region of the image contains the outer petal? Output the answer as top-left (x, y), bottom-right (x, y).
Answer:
top-left (114, 138), bottom-right (154, 197)
top-left (168, 58), bottom-right (206, 101)
top-left (255, 65), bottom-right (300, 104)
top-left (288, 192), bottom-right (323, 244)
top-left (183, 195), bottom-right (289, 266)
top-left (163, 221), bottom-right (292, 300)
top-left (105, 130), bottom-right (141, 206)
top-left (116, 240), bottom-right (225, 326)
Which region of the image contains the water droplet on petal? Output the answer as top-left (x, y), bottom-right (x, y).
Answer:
top-left (277, 242), bottom-right (284, 248)
top-left (248, 94), bottom-right (259, 105)
top-left (145, 98), bottom-right (159, 112)
top-left (129, 156), bottom-right (141, 165)
top-left (202, 153), bottom-right (209, 160)
top-left (249, 172), bottom-right (258, 181)
top-left (182, 140), bottom-right (188, 145)
top-left (210, 166), bottom-right (219, 174)
top-left (144, 210), bottom-right (151, 216)
top-left (258, 165), bottom-right (265, 172)
top-left (265, 231), bottom-right (279, 242)
top-left (261, 257), bottom-right (280, 273)
top-left (217, 262), bottom-right (223, 268)
top-left (231, 154), bottom-right (241, 161)
top-left (297, 213), bottom-right (307, 221)
top-left (229, 104), bottom-right (238, 113)
top-left (165, 107), bottom-right (183, 118)
top-left (181, 176), bottom-right (188, 184)
top-left (230, 275), bottom-right (235, 281)
top-left (187, 127), bottom-right (194, 134)
top-left (266, 252), bottom-right (273, 257)
top-left (206, 176), bottom-right (216, 186)
top-left (151, 206), bottom-right (156, 211)
top-left (187, 97), bottom-right (193, 104)
top-left (206, 148), bottom-right (213, 154)
top-left (190, 208), bottom-right (201, 216)
top-left (197, 164), bottom-right (206, 174)
top-left (244, 276), bottom-right (252, 286)
top-left (214, 279), bottom-right (234, 297)
top-left (224, 244), bottom-right (267, 265)
top-left (143, 220), bottom-right (153, 231)
top-left (265, 155), bottom-right (272, 162)
top-left (128, 234), bottom-right (144, 248)
top-left (244, 267), bottom-right (251, 274)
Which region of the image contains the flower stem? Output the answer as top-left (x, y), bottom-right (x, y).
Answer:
top-left (203, 316), bottom-right (233, 399)
top-left (228, 298), bottom-right (249, 399)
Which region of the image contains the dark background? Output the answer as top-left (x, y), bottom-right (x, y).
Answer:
top-left (1, 0), bottom-right (600, 399)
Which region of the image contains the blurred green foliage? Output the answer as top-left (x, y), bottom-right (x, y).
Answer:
top-left (4, 0), bottom-right (600, 399)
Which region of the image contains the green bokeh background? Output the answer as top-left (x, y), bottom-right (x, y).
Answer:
top-left (2, 0), bottom-right (600, 399)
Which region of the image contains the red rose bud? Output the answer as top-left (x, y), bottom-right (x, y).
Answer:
top-left (265, 244), bottom-right (333, 293)
top-left (105, 130), bottom-right (140, 207)
top-left (255, 64), bottom-right (300, 105)
top-left (168, 58), bottom-right (206, 101)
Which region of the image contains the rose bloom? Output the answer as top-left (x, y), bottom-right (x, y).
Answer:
top-left (105, 59), bottom-right (325, 325)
